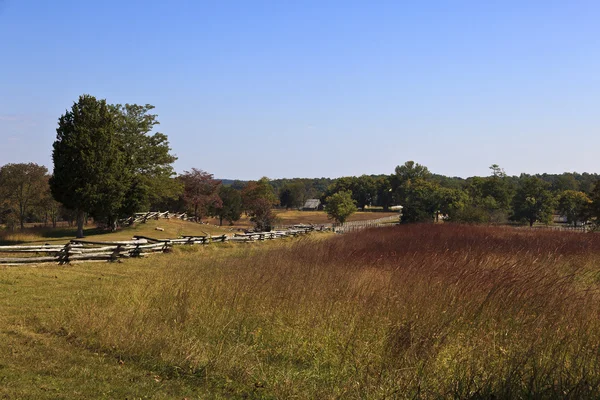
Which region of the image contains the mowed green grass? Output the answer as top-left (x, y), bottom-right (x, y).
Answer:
top-left (2, 225), bottom-right (600, 398)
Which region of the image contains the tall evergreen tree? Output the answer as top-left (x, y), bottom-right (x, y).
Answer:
top-left (50, 95), bottom-right (127, 237)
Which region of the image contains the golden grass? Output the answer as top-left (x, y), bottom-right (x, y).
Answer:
top-left (204, 210), bottom-right (400, 228)
top-left (0, 219), bottom-right (232, 246)
top-left (2, 225), bottom-right (598, 397)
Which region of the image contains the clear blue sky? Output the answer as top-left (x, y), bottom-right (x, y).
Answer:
top-left (1, 0), bottom-right (599, 179)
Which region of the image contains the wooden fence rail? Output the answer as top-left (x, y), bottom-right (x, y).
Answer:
top-left (332, 215), bottom-right (400, 233)
top-left (0, 226), bottom-right (316, 265)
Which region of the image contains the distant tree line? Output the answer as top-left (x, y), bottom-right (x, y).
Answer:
top-left (2, 94), bottom-right (600, 234)
top-left (317, 161), bottom-right (600, 227)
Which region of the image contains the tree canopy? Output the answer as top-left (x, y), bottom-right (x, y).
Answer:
top-left (50, 94), bottom-right (177, 237)
top-left (179, 168), bottom-right (222, 222)
top-left (0, 163), bottom-right (48, 229)
top-left (511, 176), bottom-right (556, 227)
top-left (325, 190), bottom-right (357, 224)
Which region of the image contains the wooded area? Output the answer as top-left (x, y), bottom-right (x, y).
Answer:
top-left (1, 94), bottom-right (600, 237)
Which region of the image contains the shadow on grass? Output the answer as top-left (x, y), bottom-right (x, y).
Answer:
top-left (0, 225), bottom-right (117, 245)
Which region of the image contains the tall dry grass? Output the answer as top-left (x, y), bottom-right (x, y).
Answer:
top-left (54, 225), bottom-right (600, 398)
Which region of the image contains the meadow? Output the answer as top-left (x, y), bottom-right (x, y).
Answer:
top-left (1, 224), bottom-right (600, 398)
top-left (0, 210), bottom-right (399, 246)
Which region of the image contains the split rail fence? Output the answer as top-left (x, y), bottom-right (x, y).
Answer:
top-left (0, 227), bottom-right (315, 266)
top-left (332, 215), bottom-right (400, 233)
top-left (0, 212), bottom-right (402, 266)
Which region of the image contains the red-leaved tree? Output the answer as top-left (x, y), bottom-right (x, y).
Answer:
top-left (179, 168), bottom-right (222, 222)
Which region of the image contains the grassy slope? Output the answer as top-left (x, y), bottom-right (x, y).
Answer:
top-left (0, 210), bottom-right (399, 245)
top-left (0, 256), bottom-right (207, 399)
top-left (0, 219), bottom-right (233, 246)
top-left (2, 226), bottom-right (600, 398)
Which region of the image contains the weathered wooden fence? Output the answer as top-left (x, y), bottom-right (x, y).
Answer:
top-left (524, 224), bottom-right (591, 233)
top-left (119, 211), bottom-right (189, 225)
top-left (0, 227), bottom-right (316, 265)
top-left (332, 215), bottom-right (400, 233)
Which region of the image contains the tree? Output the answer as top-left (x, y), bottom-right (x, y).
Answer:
top-left (279, 182), bottom-right (306, 209)
top-left (40, 175), bottom-right (61, 228)
top-left (51, 95), bottom-right (128, 237)
top-left (242, 177), bottom-right (278, 230)
top-left (395, 161), bottom-right (431, 183)
top-left (50, 95), bottom-right (178, 236)
top-left (556, 190), bottom-right (591, 226)
top-left (551, 173), bottom-right (580, 193)
top-left (179, 169), bottom-right (222, 222)
top-left (249, 197), bottom-right (277, 231)
top-left (112, 103), bottom-right (180, 217)
top-left (212, 186), bottom-right (242, 226)
top-left (400, 179), bottom-right (443, 223)
top-left (374, 176), bottom-right (394, 211)
top-left (0, 163), bottom-right (49, 229)
top-left (325, 190), bottom-right (357, 224)
top-left (242, 177), bottom-right (278, 210)
top-left (322, 175), bottom-right (377, 210)
top-left (511, 176), bottom-right (556, 227)
top-left (589, 181), bottom-right (600, 228)
top-left (489, 164), bottom-right (506, 178)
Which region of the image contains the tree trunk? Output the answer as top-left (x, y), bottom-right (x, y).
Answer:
top-left (219, 216), bottom-right (223, 226)
top-left (110, 216), bottom-right (118, 232)
top-left (76, 209), bottom-right (85, 238)
top-left (529, 218), bottom-right (534, 227)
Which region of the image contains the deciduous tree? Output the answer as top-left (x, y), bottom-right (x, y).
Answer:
top-left (0, 163), bottom-right (48, 229)
top-left (511, 176), bottom-right (556, 227)
top-left (212, 186), bottom-right (242, 226)
top-left (113, 103), bottom-right (180, 216)
top-left (179, 168), bottom-right (222, 222)
top-left (325, 190), bottom-right (357, 224)
top-left (242, 177), bottom-right (278, 230)
top-left (557, 190), bottom-right (591, 226)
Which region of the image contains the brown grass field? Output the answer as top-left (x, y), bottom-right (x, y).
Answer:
top-left (1, 224), bottom-right (600, 398)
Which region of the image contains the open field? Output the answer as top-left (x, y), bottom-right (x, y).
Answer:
top-left (205, 209), bottom-right (401, 228)
top-left (2, 225), bottom-right (600, 398)
top-left (0, 210), bottom-right (399, 245)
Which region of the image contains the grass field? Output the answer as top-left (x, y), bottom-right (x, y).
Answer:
top-left (205, 209), bottom-right (400, 228)
top-left (2, 224), bottom-right (600, 398)
top-left (0, 210), bottom-right (399, 245)
top-left (0, 219), bottom-right (232, 246)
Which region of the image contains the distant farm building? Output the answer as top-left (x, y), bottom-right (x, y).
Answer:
top-left (303, 199), bottom-right (322, 211)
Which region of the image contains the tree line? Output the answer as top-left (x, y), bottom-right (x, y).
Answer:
top-left (2, 93), bottom-right (600, 234)
top-left (317, 161), bottom-right (600, 227)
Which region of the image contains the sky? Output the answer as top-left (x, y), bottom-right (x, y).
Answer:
top-left (1, 0), bottom-right (599, 180)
